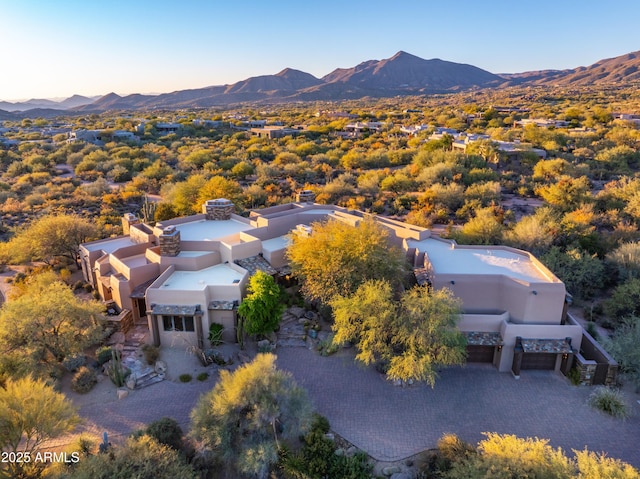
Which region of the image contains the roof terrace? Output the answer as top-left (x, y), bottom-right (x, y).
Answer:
top-left (174, 219), bottom-right (253, 242)
top-left (157, 263), bottom-right (245, 291)
top-left (408, 237), bottom-right (555, 283)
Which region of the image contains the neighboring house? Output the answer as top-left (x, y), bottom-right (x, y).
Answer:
top-left (514, 118), bottom-right (570, 128)
top-left (155, 122), bottom-right (182, 134)
top-left (250, 126), bottom-right (302, 139)
top-left (80, 194), bottom-right (612, 380)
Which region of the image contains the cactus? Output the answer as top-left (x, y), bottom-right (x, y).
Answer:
top-left (140, 195), bottom-right (157, 224)
top-left (99, 432), bottom-right (110, 453)
top-left (108, 349), bottom-right (126, 387)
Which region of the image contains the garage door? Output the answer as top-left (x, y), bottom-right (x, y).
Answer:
top-left (521, 353), bottom-right (557, 370)
top-left (467, 345), bottom-right (495, 363)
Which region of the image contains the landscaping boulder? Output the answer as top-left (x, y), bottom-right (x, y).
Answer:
top-left (382, 466), bottom-right (401, 476)
top-left (116, 388), bottom-right (129, 400)
top-left (154, 360), bottom-right (167, 375)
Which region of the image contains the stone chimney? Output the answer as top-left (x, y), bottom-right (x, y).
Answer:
top-left (203, 198), bottom-right (234, 220)
top-left (296, 190), bottom-right (315, 204)
top-left (159, 225), bottom-right (181, 257)
top-left (122, 213), bottom-right (140, 235)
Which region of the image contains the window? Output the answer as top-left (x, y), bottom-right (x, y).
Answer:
top-left (162, 315), bottom-right (195, 332)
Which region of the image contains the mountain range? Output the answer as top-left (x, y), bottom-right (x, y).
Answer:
top-left (2, 50), bottom-right (640, 117)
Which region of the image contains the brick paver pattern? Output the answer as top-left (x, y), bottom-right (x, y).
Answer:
top-left (276, 348), bottom-right (640, 466)
top-left (58, 347), bottom-right (640, 469)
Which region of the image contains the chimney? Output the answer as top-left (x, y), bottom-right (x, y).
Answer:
top-left (122, 213), bottom-right (140, 235)
top-left (203, 198), bottom-right (234, 220)
top-left (296, 190), bottom-right (315, 204)
top-left (159, 225), bottom-right (181, 257)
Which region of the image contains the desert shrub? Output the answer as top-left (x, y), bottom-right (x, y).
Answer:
top-left (96, 346), bottom-right (113, 366)
top-left (71, 366), bottom-right (97, 394)
top-left (72, 280), bottom-right (85, 291)
top-left (179, 374), bottom-right (192, 383)
top-left (588, 387), bottom-right (630, 418)
top-left (141, 343), bottom-right (160, 365)
top-left (196, 372), bottom-right (208, 381)
top-left (63, 353), bottom-right (86, 372)
top-left (317, 333), bottom-right (339, 356)
top-left (208, 323), bottom-right (224, 346)
top-left (144, 417), bottom-right (184, 451)
top-left (279, 414), bottom-right (373, 479)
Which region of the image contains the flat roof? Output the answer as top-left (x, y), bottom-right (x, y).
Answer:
top-left (408, 238), bottom-right (552, 283)
top-left (83, 236), bottom-right (135, 253)
top-left (157, 264), bottom-right (245, 291)
top-left (175, 219), bottom-right (253, 242)
top-left (120, 253), bottom-right (147, 268)
top-left (262, 235), bottom-right (289, 253)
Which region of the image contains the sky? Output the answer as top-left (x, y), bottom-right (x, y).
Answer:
top-left (1, 0), bottom-right (639, 102)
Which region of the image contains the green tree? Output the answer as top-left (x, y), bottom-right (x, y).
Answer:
top-left (535, 176), bottom-right (592, 211)
top-left (331, 280), bottom-right (466, 386)
top-left (603, 279), bottom-right (640, 325)
top-left (453, 207), bottom-right (504, 245)
top-left (61, 435), bottom-right (197, 479)
top-left (191, 353), bottom-right (312, 479)
top-left (237, 271), bottom-right (285, 340)
top-left (0, 214), bottom-right (99, 269)
top-left (0, 376), bottom-right (80, 479)
top-left (0, 271), bottom-right (104, 376)
top-left (196, 175), bottom-right (245, 211)
top-left (286, 217), bottom-right (408, 304)
top-left (541, 247), bottom-right (604, 300)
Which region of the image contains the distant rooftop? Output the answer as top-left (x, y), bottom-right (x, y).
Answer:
top-left (408, 238), bottom-right (554, 283)
top-left (157, 263), bottom-right (245, 291)
top-left (175, 219), bottom-right (253, 242)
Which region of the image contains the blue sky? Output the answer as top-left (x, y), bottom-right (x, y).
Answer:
top-left (1, 0), bottom-right (638, 101)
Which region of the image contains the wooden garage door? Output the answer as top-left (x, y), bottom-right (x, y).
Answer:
top-left (521, 353), bottom-right (557, 370)
top-left (467, 345), bottom-right (495, 363)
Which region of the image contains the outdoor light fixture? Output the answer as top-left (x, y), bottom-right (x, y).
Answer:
top-left (532, 290), bottom-right (538, 295)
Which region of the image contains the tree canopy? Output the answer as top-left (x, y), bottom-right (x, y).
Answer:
top-left (0, 376), bottom-right (80, 478)
top-left (286, 217), bottom-right (408, 303)
top-left (0, 213), bottom-right (99, 268)
top-left (191, 353), bottom-right (312, 478)
top-left (0, 271), bottom-right (104, 377)
top-left (60, 435), bottom-right (197, 479)
top-left (237, 270), bottom-right (284, 339)
top-left (331, 280), bottom-right (466, 386)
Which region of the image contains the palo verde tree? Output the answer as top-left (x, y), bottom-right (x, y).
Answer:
top-left (60, 435), bottom-right (198, 479)
top-left (191, 353), bottom-right (312, 479)
top-left (0, 271), bottom-right (104, 378)
top-left (0, 213), bottom-right (99, 269)
top-left (0, 376), bottom-right (80, 479)
top-left (331, 280), bottom-right (466, 386)
top-left (286, 217), bottom-right (408, 304)
top-left (237, 271), bottom-right (284, 343)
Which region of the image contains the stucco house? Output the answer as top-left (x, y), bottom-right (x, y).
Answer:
top-left (80, 193), bottom-right (610, 379)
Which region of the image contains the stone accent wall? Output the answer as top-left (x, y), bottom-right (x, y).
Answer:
top-left (203, 199), bottom-right (234, 220)
top-left (159, 226), bottom-right (181, 257)
top-left (122, 213), bottom-right (140, 235)
top-left (575, 355), bottom-right (596, 386)
top-left (297, 190), bottom-right (315, 203)
top-left (604, 364), bottom-right (618, 387)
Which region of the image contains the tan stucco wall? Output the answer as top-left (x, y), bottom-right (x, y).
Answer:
top-left (433, 274), bottom-right (566, 324)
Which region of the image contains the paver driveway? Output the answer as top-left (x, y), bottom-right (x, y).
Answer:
top-left (59, 346), bottom-right (640, 469)
top-left (276, 347), bottom-right (640, 466)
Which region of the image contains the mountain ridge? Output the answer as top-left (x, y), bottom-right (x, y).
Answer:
top-left (5, 50), bottom-right (640, 115)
